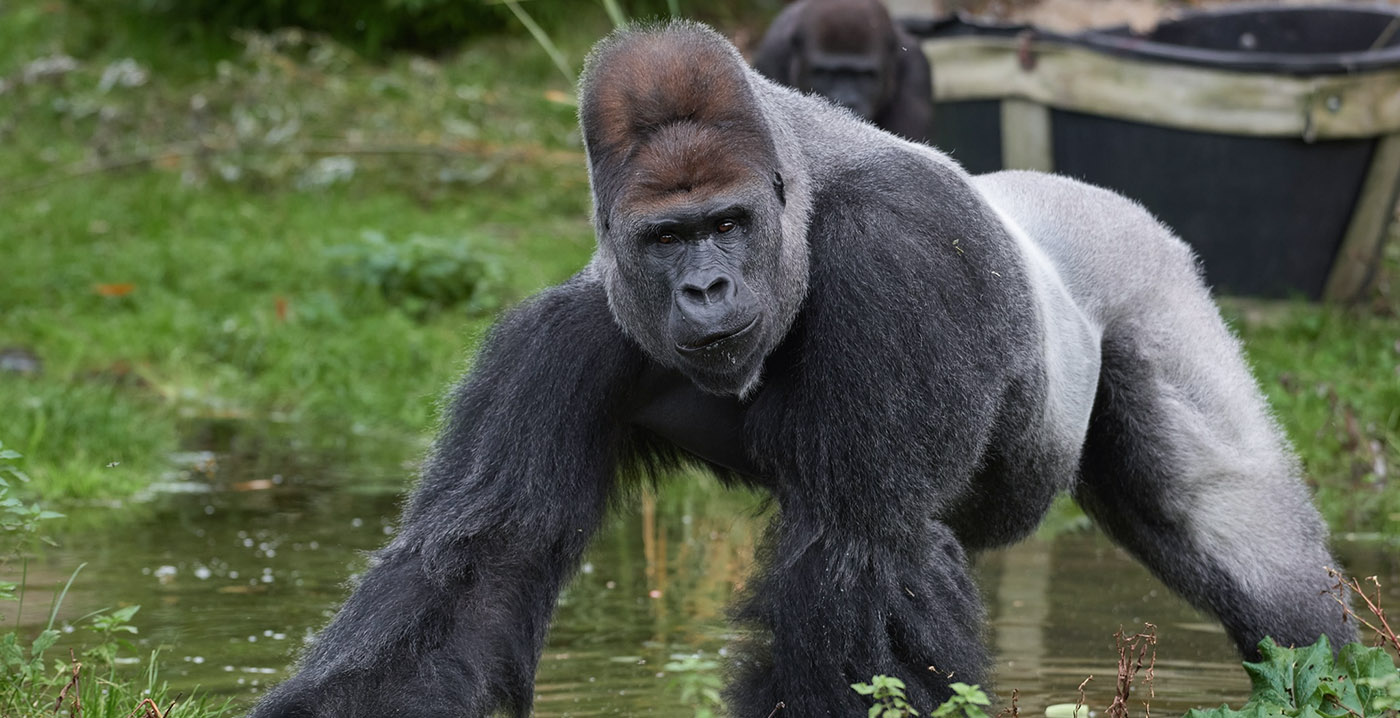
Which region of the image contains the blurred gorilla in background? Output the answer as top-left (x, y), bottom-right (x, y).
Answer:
top-left (754, 0), bottom-right (934, 142)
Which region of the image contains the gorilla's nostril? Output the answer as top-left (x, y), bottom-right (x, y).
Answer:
top-left (703, 277), bottom-right (732, 303)
top-left (681, 276), bottom-right (733, 306)
top-left (681, 285), bottom-right (708, 304)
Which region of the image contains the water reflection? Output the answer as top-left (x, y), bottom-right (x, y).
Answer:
top-left (14, 481), bottom-right (1399, 717)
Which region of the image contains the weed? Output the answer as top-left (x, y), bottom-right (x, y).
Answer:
top-left (326, 230), bottom-right (507, 318)
top-left (0, 443), bottom-right (227, 718)
top-left (664, 652), bottom-right (725, 718)
top-left (1327, 568), bottom-right (1400, 655)
top-left (1109, 624), bottom-right (1158, 718)
top-left (931, 682), bottom-right (993, 718)
top-left (855, 675), bottom-right (918, 718)
top-left (1184, 636), bottom-right (1397, 718)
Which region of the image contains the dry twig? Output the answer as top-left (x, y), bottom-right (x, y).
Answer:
top-left (1326, 567), bottom-right (1400, 653)
top-left (1106, 624), bottom-right (1157, 718)
top-left (52, 651), bottom-right (82, 718)
top-left (997, 688), bottom-right (1021, 718)
top-left (1074, 674), bottom-right (1093, 718)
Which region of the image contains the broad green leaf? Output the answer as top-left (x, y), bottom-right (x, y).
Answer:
top-left (1293, 703), bottom-right (1327, 718)
top-left (1289, 635), bottom-right (1335, 709)
top-left (1312, 675), bottom-right (1361, 718)
top-left (0, 637), bottom-right (23, 667)
top-left (1338, 641), bottom-right (1398, 711)
top-left (1244, 638), bottom-right (1301, 709)
top-left (109, 604), bottom-right (142, 622)
top-left (29, 628), bottom-right (60, 657)
top-left (952, 683), bottom-right (991, 706)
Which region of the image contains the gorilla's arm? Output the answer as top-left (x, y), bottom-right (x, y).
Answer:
top-left (250, 276), bottom-right (643, 718)
top-left (724, 160), bottom-right (1034, 714)
top-left (727, 510), bottom-right (987, 714)
top-left (879, 26), bottom-right (934, 143)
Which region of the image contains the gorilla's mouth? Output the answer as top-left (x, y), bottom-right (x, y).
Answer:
top-left (675, 317), bottom-right (759, 355)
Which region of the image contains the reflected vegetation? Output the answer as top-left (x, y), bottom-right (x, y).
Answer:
top-left (14, 469), bottom-right (1400, 717)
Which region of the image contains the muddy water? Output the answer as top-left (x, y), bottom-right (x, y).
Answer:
top-left (16, 478), bottom-right (1400, 717)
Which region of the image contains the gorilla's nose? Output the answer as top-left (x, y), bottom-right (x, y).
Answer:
top-left (676, 273), bottom-right (739, 328)
top-left (679, 274), bottom-right (734, 307)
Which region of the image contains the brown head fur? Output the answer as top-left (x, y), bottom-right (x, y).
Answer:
top-left (802, 0), bottom-right (895, 55)
top-left (580, 22), bottom-right (778, 220)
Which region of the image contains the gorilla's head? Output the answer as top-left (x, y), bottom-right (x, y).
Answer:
top-left (579, 23), bottom-right (810, 397)
top-left (791, 0), bottom-right (898, 121)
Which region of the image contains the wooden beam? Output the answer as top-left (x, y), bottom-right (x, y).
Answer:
top-left (1324, 132), bottom-right (1400, 302)
top-left (1000, 99), bottom-right (1054, 172)
top-left (923, 36), bottom-right (1400, 139)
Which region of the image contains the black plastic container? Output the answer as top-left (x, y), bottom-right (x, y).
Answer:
top-left (907, 6), bottom-right (1400, 299)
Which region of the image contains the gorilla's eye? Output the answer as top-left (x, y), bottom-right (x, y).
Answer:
top-left (716, 220), bottom-right (737, 234)
top-left (656, 232), bottom-right (678, 244)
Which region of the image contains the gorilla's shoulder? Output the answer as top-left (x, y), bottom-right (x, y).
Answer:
top-left (810, 144), bottom-right (1011, 251)
top-left (494, 271), bottom-right (630, 351)
top-left (819, 144), bottom-right (980, 207)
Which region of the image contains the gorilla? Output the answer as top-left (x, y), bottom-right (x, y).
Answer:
top-left (250, 21), bottom-right (1352, 718)
top-left (753, 0), bottom-right (934, 142)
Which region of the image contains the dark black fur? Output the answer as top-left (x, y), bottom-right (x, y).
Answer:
top-left (250, 21), bottom-right (1352, 718)
top-left (754, 0), bottom-right (934, 142)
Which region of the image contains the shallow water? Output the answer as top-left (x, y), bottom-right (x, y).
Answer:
top-left (16, 479), bottom-right (1400, 717)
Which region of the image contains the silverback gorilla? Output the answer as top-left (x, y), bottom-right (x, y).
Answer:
top-left (251, 22), bottom-right (1353, 718)
top-left (754, 0), bottom-right (934, 142)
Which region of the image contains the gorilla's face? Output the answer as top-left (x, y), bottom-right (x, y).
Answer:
top-left (600, 174), bottom-right (790, 397)
top-left (579, 27), bottom-right (808, 397)
top-left (798, 51), bottom-right (888, 120)
top-left (789, 1), bottom-right (897, 122)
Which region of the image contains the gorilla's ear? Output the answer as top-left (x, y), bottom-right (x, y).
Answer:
top-left (773, 172), bottom-right (786, 207)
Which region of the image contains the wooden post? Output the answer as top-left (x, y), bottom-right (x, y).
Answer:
top-left (1001, 99), bottom-right (1055, 172)
top-left (1324, 132), bottom-right (1400, 302)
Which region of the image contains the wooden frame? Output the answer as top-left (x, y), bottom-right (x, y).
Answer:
top-left (923, 34), bottom-right (1400, 300)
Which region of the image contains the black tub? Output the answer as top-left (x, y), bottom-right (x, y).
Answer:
top-left (905, 6), bottom-right (1400, 300)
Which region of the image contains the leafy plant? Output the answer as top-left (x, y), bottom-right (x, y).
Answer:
top-left (0, 443), bottom-right (169, 717)
top-left (1185, 636), bottom-right (1400, 718)
top-left (664, 652), bottom-right (724, 718)
top-left (328, 229), bottom-right (507, 317)
top-left (84, 604), bottom-right (142, 665)
top-left (1360, 671), bottom-right (1400, 715)
top-left (931, 682), bottom-right (992, 718)
top-left (854, 675), bottom-right (927, 718)
top-left (0, 442), bottom-right (62, 556)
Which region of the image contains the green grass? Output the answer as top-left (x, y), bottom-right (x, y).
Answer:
top-left (1, 1), bottom-right (602, 495)
top-left (1225, 241), bottom-right (1400, 534)
top-left (1, 0), bottom-right (1397, 534)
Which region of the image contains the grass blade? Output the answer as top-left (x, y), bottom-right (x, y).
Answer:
top-left (46, 562), bottom-right (86, 631)
top-left (503, 1), bottom-right (576, 86)
top-left (601, 0), bottom-right (627, 27)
